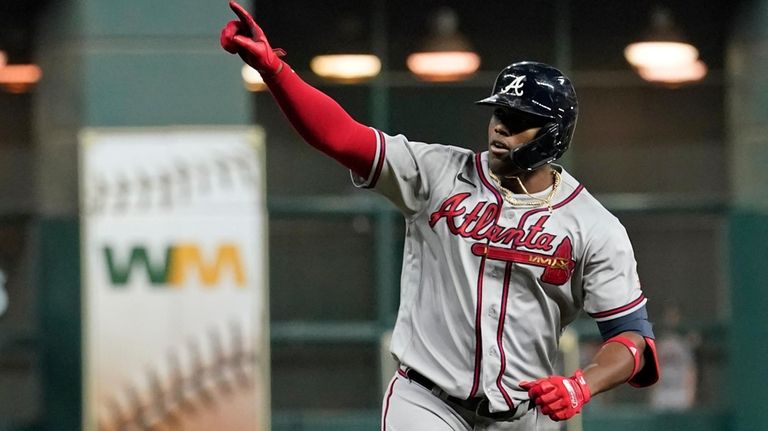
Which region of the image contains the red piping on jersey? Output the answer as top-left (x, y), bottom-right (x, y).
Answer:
top-left (476, 153), bottom-right (503, 203)
top-left (517, 184), bottom-right (585, 230)
top-left (494, 263), bottom-right (516, 409)
top-left (468, 255), bottom-right (487, 398)
top-left (589, 294), bottom-right (646, 319)
top-left (468, 153), bottom-right (505, 399)
top-left (365, 129), bottom-right (387, 188)
top-left (381, 374), bottom-right (398, 431)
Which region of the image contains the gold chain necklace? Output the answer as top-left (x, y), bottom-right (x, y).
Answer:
top-left (489, 169), bottom-right (561, 212)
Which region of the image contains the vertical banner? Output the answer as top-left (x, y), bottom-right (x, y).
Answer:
top-left (79, 127), bottom-right (269, 431)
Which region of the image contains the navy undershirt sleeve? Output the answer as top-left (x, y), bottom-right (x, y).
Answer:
top-left (596, 306), bottom-right (654, 340)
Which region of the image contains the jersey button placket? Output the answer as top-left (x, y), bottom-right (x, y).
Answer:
top-left (479, 271), bottom-right (504, 404)
top-left (478, 186), bottom-right (514, 403)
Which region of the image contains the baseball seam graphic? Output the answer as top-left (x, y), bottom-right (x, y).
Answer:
top-left (85, 150), bottom-right (259, 216)
top-left (98, 321), bottom-right (258, 431)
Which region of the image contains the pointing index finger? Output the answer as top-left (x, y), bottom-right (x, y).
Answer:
top-left (229, 1), bottom-right (264, 39)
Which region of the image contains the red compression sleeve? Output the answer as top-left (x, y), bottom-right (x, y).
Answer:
top-left (264, 62), bottom-right (378, 178)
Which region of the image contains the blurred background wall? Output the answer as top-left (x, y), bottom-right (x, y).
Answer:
top-left (0, 0), bottom-right (767, 430)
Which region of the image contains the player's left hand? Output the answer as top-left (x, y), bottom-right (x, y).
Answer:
top-left (519, 369), bottom-right (591, 421)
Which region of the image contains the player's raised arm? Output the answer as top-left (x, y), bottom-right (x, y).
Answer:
top-left (220, 1), bottom-right (378, 178)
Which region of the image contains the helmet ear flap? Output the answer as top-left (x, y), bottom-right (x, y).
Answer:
top-left (534, 122), bottom-right (559, 142)
top-left (509, 122), bottom-right (562, 171)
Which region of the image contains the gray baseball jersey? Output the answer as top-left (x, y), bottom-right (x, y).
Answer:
top-left (354, 130), bottom-right (648, 414)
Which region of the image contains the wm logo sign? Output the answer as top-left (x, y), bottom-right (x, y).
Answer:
top-left (104, 243), bottom-right (246, 287)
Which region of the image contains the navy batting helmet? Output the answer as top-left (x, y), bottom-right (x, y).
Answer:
top-left (476, 61), bottom-right (578, 171)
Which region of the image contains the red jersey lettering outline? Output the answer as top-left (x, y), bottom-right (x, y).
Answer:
top-left (429, 193), bottom-right (557, 251)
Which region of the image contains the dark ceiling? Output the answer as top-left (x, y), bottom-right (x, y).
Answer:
top-left (0, 0), bottom-right (48, 64)
top-left (254, 0), bottom-right (742, 72)
top-left (0, 0), bottom-right (744, 71)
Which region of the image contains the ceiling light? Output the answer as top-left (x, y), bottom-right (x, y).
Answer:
top-left (407, 7), bottom-right (480, 82)
top-left (624, 6), bottom-right (697, 69)
top-left (624, 41), bottom-right (698, 69)
top-left (309, 15), bottom-right (381, 83)
top-left (310, 54), bottom-right (382, 83)
top-left (624, 7), bottom-right (706, 86)
top-left (0, 64), bottom-right (43, 93)
top-left (406, 52), bottom-right (481, 82)
top-left (241, 65), bottom-right (267, 92)
top-left (636, 59), bottom-right (708, 86)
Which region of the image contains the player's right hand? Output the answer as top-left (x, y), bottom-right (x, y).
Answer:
top-left (221, 1), bottom-right (286, 76)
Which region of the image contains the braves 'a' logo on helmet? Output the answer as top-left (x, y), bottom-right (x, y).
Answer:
top-left (501, 75), bottom-right (526, 96)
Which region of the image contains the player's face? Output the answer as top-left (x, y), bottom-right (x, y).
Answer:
top-left (487, 108), bottom-right (543, 176)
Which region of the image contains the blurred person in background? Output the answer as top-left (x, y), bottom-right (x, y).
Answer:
top-left (650, 303), bottom-right (698, 410)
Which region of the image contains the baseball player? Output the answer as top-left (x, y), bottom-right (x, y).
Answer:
top-left (220, 2), bottom-right (660, 430)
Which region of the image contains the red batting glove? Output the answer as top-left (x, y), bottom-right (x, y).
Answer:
top-left (220, 1), bottom-right (286, 76)
top-left (519, 369), bottom-right (591, 421)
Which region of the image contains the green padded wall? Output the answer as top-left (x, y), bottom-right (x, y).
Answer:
top-left (727, 2), bottom-right (768, 431)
